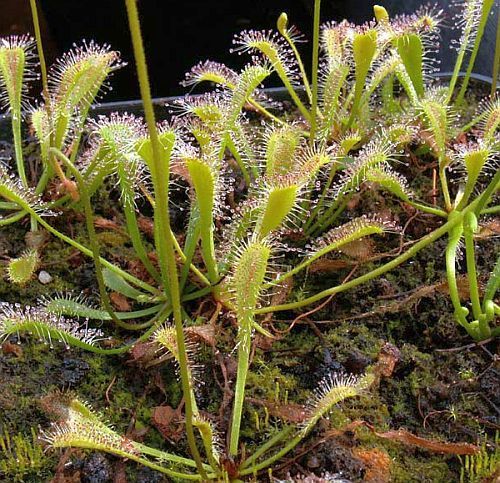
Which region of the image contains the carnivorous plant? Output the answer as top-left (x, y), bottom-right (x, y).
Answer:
top-left (0, 0), bottom-right (498, 480)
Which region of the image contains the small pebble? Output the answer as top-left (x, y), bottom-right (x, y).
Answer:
top-left (38, 270), bottom-right (53, 284)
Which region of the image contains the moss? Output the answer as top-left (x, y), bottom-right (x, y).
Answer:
top-left (390, 453), bottom-right (454, 482)
top-left (246, 360), bottom-right (299, 401)
top-left (0, 428), bottom-right (54, 483)
top-left (96, 231), bottom-right (130, 247)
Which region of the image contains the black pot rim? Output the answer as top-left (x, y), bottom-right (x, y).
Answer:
top-left (87, 72), bottom-right (494, 114)
top-left (0, 72), bottom-right (495, 123)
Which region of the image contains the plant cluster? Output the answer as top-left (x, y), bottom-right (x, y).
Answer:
top-left (0, 0), bottom-right (498, 480)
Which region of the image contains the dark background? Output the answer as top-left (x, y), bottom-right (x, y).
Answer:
top-left (1, 0), bottom-right (498, 102)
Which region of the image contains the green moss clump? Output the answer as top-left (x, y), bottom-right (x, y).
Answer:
top-left (0, 428), bottom-right (52, 482)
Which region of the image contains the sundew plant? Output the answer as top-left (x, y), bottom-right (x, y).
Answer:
top-left (0, 0), bottom-right (498, 480)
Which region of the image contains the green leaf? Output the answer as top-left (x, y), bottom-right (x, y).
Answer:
top-left (42, 295), bottom-right (162, 320)
top-left (301, 372), bottom-right (373, 435)
top-left (396, 34), bottom-right (424, 98)
top-left (51, 42), bottom-right (122, 148)
top-left (0, 303), bottom-right (105, 349)
top-left (365, 165), bottom-right (411, 201)
top-left (319, 62), bottom-right (350, 141)
top-left (232, 240), bottom-right (271, 314)
top-left (228, 63), bottom-right (271, 127)
top-left (257, 185), bottom-right (298, 238)
top-left (136, 129), bottom-right (176, 172)
top-left (103, 268), bottom-right (148, 301)
top-left (0, 36), bottom-right (34, 116)
top-left (185, 157), bottom-right (218, 283)
top-left (348, 29), bottom-right (378, 127)
top-left (30, 107), bottom-right (51, 165)
top-left (418, 94), bottom-right (449, 157)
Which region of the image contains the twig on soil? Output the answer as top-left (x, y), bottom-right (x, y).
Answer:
top-left (435, 338), bottom-right (493, 352)
top-left (105, 374), bottom-right (117, 405)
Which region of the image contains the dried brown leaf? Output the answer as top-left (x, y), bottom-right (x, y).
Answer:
top-left (151, 405), bottom-right (183, 442)
top-left (247, 397), bottom-right (308, 424)
top-left (308, 259), bottom-right (351, 273)
top-left (186, 324), bottom-right (216, 347)
top-left (372, 428), bottom-right (479, 455)
top-left (1, 341), bottom-right (23, 357)
top-left (110, 292), bottom-right (132, 312)
top-left (353, 448), bottom-right (391, 483)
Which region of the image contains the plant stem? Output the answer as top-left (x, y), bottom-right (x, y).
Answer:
top-left (240, 426), bottom-right (294, 470)
top-left (56, 305), bottom-right (170, 355)
top-left (229, 312), bottom-right (253, 456)
top-left (226, 135), bottom-right (251, 185)
top-left (463, 214), bottom-right (482, 320)
top-left (29, 0), bottom-right (49, 99)
top-left (256, 169), bottom-right (500, 314)
top-left (492, 5), bottom-right (500, 96)
top-left (460, 110), bottom-right (489, 134)
top-left (455, 0), bottom-right (495, 105)
top-left (12, 116), bottom-right (27, 187)
top-left (0, 210), bottom-right (27, 226)
top-left (281, 26), bottom-right (312, 104)
top-left (248, 98), bottom-right (285, 124)
top-left (303, 159), bottom-right (340, 232)
top-left (51, 148), bottom-right (146, 331)
top-left (438, 160), bottom-right (452, 212)
top-left (29, 0), bottom-right (56, 229)
top-left (444, 215), bottom-right (477, 338)
top-left (481, 205), bottom-right (500, 215)
top-left (124, 0), bottom-right (207, 477)
top-left (309, 0), bottom-right (321, 145)
top-left (172, 227), bottom-right (211, 287)
top-left (408, 201), bottom-right (448, 218)
top-left (239, 434), bottom-right (303, 476)
top-left (121, 192), bottom-right (162, 284)
top-left (446, 3), bottom-right (475, 104)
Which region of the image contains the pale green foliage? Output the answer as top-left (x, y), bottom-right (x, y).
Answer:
top-left (7, 249), bottom-right (39, 285)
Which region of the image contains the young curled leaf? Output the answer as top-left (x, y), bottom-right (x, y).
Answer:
top-left (348, 28), bottom-right (378, 127)
top-left (182, 60), bottom-right (238, 88)
top-left (309, 215), bottom-right (399, 258)
top-left (365, 164), bottom-right (412, 201)
top-left (396, 34), bottom-right (425, 97)
top-left (7, 249), bottom-right (40, 285)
